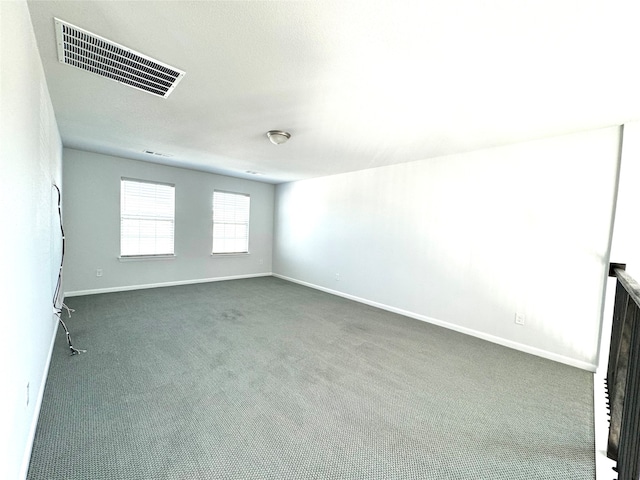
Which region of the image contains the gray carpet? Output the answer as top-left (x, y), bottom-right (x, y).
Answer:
top-left (27, 277), bottom-right (595, 479)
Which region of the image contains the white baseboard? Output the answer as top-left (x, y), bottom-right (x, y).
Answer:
top-left (64, 272), bottom-right (273, 297)
top-left (19, 317), bottom-right (58, 480)
top-left (273, 273), bottom-right (597, 372)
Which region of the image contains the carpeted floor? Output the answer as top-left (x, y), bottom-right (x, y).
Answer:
top-left (27, 277), bottom-right (595, 479)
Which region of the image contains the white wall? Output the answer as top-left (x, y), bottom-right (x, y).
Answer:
top-left (274, 127), bottom-right (621, 370)
top-left (599, 122), bottom-right (640, 369)
top-left (0, 2), bottom-right (63, 478)
top-left (609, 122), bottom-right (640, 278)
top-left (62, 149), bottom-right (274, 294)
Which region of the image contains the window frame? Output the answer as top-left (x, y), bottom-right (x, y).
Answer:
top-left (212, 190), bottom-right (251, 255)
top-left (120, 177), bottom-right (176, 259)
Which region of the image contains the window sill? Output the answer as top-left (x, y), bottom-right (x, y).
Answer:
top-left (211, 253), bottom-right (250, 258)
top-left (118, 254), bottom-right (176, 262)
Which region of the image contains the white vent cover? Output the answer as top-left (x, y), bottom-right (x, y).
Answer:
top-left (143, 150), bottom-right (173, 157)
top-left (54, 18), bottom-right (185, 98)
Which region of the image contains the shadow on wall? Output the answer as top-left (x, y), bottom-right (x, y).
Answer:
top-left (274, 127), bottom-right (621, 368)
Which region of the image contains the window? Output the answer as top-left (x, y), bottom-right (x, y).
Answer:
top-left (120, 178), bottom-right (175, 257)
top-left (212, 190), bottom-right (250, 254)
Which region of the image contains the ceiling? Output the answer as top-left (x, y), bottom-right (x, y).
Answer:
top-left (27, 1), bottom-right (640, 184)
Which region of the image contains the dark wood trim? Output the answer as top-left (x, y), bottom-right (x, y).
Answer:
top-left (606, 264), bottom-right (640, 479)
top-left (610, 262), bottom-right (627, 277)
top-left (615, 268), bottom-right (640, 311)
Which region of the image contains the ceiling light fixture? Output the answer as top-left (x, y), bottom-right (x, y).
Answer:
top-left (266, 130), bottom-right (291, 145)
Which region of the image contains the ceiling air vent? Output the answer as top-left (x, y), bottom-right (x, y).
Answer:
top-left (54, 18), bottom-right (185, 98)
top-left (143, 150), bottom-right (173, 158)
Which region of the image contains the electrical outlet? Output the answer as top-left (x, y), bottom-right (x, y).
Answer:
top-left (515, 313), bottom-right (525, 325)
top-left (96, 268), bottom-right (103, 277)
top-left (335, 273), bottom-right (340, 281)
top-left (26, 382), bottom-right (30, 406)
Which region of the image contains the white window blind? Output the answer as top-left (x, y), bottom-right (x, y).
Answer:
top-left (121, 178), bottom-right (175, 256)
top-left (212, 190), bottom-right (250, 254)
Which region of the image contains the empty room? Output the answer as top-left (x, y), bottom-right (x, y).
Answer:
top-left (3, 1), bottom-right (640, 479)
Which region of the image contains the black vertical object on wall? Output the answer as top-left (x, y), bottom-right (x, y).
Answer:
top-left (606, 264), bottom-right (640, 479)
top-left (52, 184), bottom-right (85, 356)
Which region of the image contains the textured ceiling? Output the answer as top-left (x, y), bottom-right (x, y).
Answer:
top-left (27, 0), bottom-right (640, 184)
